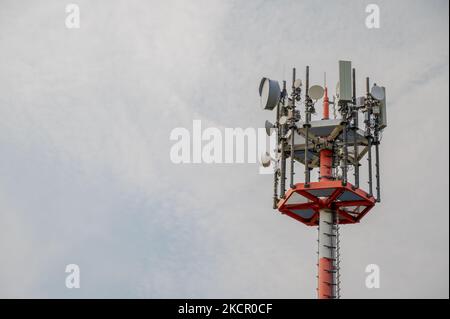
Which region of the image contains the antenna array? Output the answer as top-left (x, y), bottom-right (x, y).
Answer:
top-left (258, 60), bottom-right (387, 299)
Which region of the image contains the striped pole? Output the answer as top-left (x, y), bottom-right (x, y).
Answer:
top-left (318, 149), bottom-right (338, 299)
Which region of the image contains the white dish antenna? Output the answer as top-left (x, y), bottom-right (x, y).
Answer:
top-left (279, 115), bottom-right (288, 125)
top-left (265, 120), bottom-right (275, 136)
top-left (260, 152), bottom-right (273, 168)
top-left (309, 85), bottom-right (324, 100)
top-left (371, 84), bottom-right (385, 101)
top-left (259, 77), bottom-right (281, 110)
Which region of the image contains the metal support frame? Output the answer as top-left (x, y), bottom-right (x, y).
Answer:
top-left (365, 77), bottom-right (373, 197)
top-left (290, 68), bottom-right (296, 188)
top-left (280, 81), bottom-right (287, 197)
top-left (280, 142), bottom-right (287, 197)
top-left (272, 85), bottom-right (283, 208)
top-left (352, 68), bottom-right (360, 188)
top-left (341, 116), bottom-right (348, 186)
top-left (367, 137), bottom-right (373, 197)
top-left (273, 170), bottom-right (279, 209)
top-left (304, 66), bottom-right (311, 187)
top-left (374, 115), bottom-right (381, 202)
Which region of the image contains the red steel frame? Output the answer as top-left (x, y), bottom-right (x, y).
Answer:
top-left (277, 180), bottom-right (376, 226)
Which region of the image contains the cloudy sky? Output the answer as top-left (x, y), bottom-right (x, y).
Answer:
top-left (0, 0), bottom-right (448, 298)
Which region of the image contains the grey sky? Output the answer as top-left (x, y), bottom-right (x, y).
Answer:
top-left (0, 0), bottom-right (448, 298)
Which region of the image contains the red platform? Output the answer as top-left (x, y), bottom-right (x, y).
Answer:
top-left (277, 181), bottom-right (376, 226)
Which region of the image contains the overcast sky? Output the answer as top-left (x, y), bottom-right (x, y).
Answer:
top-left (0, 0), bottom-right (448, 298)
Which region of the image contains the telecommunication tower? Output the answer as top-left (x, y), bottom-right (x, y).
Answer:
top-left (259, 61), bottom-right (387, 299)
